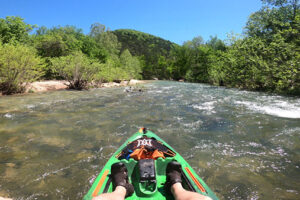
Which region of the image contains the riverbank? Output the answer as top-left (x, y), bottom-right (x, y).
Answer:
top-left (0, 197), bottom-right (12, 200)
top-left (0, 79), bottom-right (148, 96)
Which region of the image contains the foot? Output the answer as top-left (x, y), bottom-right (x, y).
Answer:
top-left (165, 161), bottom-right (182, 193)
top-left (111, 162), bottom-right (134, 197)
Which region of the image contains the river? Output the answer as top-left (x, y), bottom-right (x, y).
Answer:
top-left (0, 81), bottom-right (299, 199)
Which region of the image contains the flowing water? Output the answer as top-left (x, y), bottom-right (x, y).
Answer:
top-left (0, 81), bottom-right (299, 200)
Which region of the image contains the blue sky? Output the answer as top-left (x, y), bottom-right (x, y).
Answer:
top-left (1, 0), bottom-right (262, 44)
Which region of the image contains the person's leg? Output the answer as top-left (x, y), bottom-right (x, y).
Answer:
top-left (92, 186), bottom-right (126, 200)
top-left (171, 182), bottom-right (212, 200)
top-left (166, 161), bottom-right (212, 200)
top-left (92, 162), bottom-right (134, 200)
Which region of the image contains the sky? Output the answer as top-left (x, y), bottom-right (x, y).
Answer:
top-left (1, 0), bottom-right (263, 44)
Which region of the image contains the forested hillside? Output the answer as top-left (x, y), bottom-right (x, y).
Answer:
top-left (113, 29), bottom-right (175, 58)
top-left (0, 0), bottom-right (299, 95)
top-left (113, 29), bottom-right (177, 79)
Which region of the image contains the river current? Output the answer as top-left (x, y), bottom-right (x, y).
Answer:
top-left (0, 81), bottom-right (299, 199)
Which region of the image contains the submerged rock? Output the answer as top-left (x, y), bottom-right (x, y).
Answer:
top-left (124, 86), bottom-right (145, 93)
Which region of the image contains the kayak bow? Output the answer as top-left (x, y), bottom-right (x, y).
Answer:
top-left (84, 128), bottom-right (219, 200)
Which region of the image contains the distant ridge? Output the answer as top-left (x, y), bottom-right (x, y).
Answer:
top-left (113, 29), bottom-right (176, 58)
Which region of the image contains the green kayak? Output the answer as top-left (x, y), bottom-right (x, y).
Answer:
top-left (84, 128), bottom-right (219, 200)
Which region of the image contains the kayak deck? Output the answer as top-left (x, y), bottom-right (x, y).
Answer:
top-left (84, 129), bottom-right (219, 200)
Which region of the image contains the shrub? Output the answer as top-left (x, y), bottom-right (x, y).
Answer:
top-left (0, 42), bottom-right (44, 95)
top-left (50, 51), bottom-right (100, 89)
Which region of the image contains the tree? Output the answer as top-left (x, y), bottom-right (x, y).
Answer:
top-left (34, 26), bottom-right (85, 58)
top-left (184, 46), bottom-right (212, 83)
top-left (0, 42), bottom-right (44, 94)
top-left (183, 36), bottom-right (204, 49)
top-left (217, 34), bottom-right (299, 94)
top-left (35, 34), bottom-right (67, 58)
top-left (98, 31), bottom-right (121, 56)
top-left (95, 57), bottom-right (124, 83)
top-left (120, 49), bottom-right (142, 79)
top-left (208, 51), bottom-right (226, 86)
top-left (89, 23), bottom-right (121, 56)
top-left (169, 45), bottom-right (192, 80)
top-left (89, 23), bottom-right (106, 38)
top-left (245, 0), bottom-right (299, 43)
top-left (81, 35), bottom-right (107, 61)
top-left (206, 36), bottom-right (226, 51)
top-left (240, 0), bottom-right (300, 94)
top-left (35, 26), bottom-right (48, 35)
top-left (0, 16), bottom-right (35, 44)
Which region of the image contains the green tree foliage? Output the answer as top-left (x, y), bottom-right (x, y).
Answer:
top-left (206, 36), bottom-right (226, 51)
top-left (37, 25), bottom-right (107, 61)
top-left (95, 58), bottom-right (120, 82)
top-left (96, 57), bottom-right (135, 83)
top-left (95, 50), bottom-right (142, 83)
top-left (89, 23), bottom-right (106, 38)
top-left (81, 35), bottom-right (107, 61)
top-left (207, 50), bottom-right (226, 86)
top-left (246, 0), bottom-right (299, 43)
top-left (230, 0), bottom-right (300, 94)
top-left (34, 26), bottom-right (85, 57)
top-left (183, 36), bottom-right (204, 49)
top-left (0, 42), bottom-right (44, 94)
top-left (119, 49), bottom-right (142, 79)
top-left (209, 34), bottom-right (299, 94)
top-left (90, 23), bottom-right (121, 57)
top-left (0, 16), bottom-right (35, 44)
top-left (98, 31), bottom-right (121, 56)
top-left (50, 52), bottom-right (100, 89)
top-left (169, 36), bottom-right (223, 82)
top-left (184, 45), bottom-right (212, 83)
top-left (34, 25), bottom-right (107, 79)
top-left (35, 34), bottom-right (67, 58)
top-left (168, 46), bottom-right (191, 80)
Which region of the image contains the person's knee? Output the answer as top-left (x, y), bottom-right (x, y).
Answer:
top-left (198, 196), bottom-right (213, 200)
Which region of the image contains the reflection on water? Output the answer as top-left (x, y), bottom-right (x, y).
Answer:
top-left (0, 81), bottom-right (299, 199)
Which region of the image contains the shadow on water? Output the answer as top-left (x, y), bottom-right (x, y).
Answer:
top-left (0, 81), bottom-right (299, 199)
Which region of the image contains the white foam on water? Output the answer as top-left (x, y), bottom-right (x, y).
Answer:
top-left (191, 101), bottom-right (217, 114)
top-left (273, 127), bottom-right (300, 138)
top-left (174, 116), bottom-right (183, 121)
top-left (162, 86), bottom-right (175, 90)
top-left (248, 142), bottom-right (263, 148)
top-left (286, 190), bottom-right (298, 194)
top-left (235, 100), bottom-right (300, 119)
top-left (182, 120), bottom-right (203, 130)
top-left (147, 90), bottom-right (163, 94)
top-left (25, 104), bottom-right (36, 109)
top-left (270, 147), bottom-right (287, 157)
top-left (34, 166), bottom-right (70, 182)
top-left (4, 113), bottom-right (13, 119)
